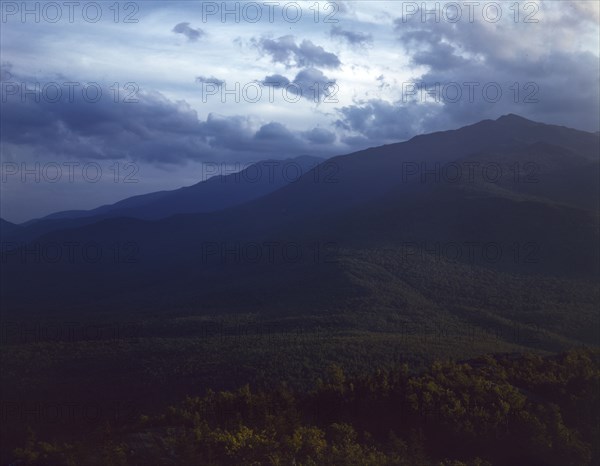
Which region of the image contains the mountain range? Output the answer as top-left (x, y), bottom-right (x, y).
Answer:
top-left (2, 155), bottom-right (323, 243)
top-left (1, 114), bottom-right (598, 349)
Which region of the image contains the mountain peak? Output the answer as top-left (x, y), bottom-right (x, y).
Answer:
top-left (496, 113), bottom-right (534, 124)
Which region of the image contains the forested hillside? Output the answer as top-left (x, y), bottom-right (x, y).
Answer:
top-left (11, 350), bottom-right (600, 466)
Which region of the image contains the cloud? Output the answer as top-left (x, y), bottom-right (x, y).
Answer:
top-left (257, 35), bottom-right (297, 64)
top-left (559, 1), bottom-right (600, 25)
top-left (380, 8), bottom-right (600, 136)
top-left (295, 39), bottom-right (341, 68)
top-left (255, 35), bottom-right (341, 68)
top-left (376, 74), bottom-right (390, 90)
top-left (254, 122), bottom-right (295, 141)
top-left (302, 127), bottom-right (336, 144)
top-left (261, 74), bottom-right (290, 88)
top-left (329, 7), bottom-right (600, 148)
top-left (195, 76), bottom-right (225, 87)
top-left (335, 99), bottom-right (428, 143)
top-left (1, 86), bottom-right (203, 163)
top-left (411, 42), bottom-right (468, 71)
top-left (330, 25), bottom-right (373, 46)
top-left (0, 68), bottom-right (342, 166)
top-left (260, 68), bottom-right (337, 102)
top-left (172, 22), bottom-right (205, 42)
top-left (291, 68), bottom-right (337, 102)
top-left (4, 2), bottom-right (597, 223)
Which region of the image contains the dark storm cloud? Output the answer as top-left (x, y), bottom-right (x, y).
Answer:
top-left (195, 76), bottom-right (225, 87)
top-left (411, 42), bottom-right (468, 71)
top-left (335, 100), bottom-right (425, 143)
top-left (172, 22), bottom-right (205, 42)
top-left (303, 127), bottom-right (336, 144)
top-left (401, 16), bottom-right (597, 130)
top-left (261, 74), bottom-right (290, 88)
top-left (0, 68), bottom-right (340, 164)
top-left (255, 35), bottom-right (341, 68)
top-left (295, 40), bottom-right (341, 68)
top-left (257, 35), bottom-right (297, 64)
top-left (336, 13), bottom-right (599, 144)
top-left (260, 68), bottom-right (336, 102)
top-left (254, 122), bottom-right (295, 141)
top-left (292, 68), bottom-right (337, 101)
top-left (200, 114), bottom-right (314, 158)
top-left (330, 26), bottom-right (373, 47)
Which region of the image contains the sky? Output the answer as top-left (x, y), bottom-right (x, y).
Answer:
top-left (1, 0), bottom-right (599, 223)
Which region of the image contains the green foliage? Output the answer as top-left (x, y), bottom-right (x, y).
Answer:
top-left (10, 349), bottom-right (599, 466)
top-left (13, 429), bottom-right (77, 466)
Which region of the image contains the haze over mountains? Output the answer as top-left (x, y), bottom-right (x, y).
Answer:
top-left (3, 114), bottom-right (598, 239)
top-left (39, 155), bottom-right (324, 222)
top-left (1, 155), bottom-right (323, 243)
top-left (1, 115), bottom-right (599, 349)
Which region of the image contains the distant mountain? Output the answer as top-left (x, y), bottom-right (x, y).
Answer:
top-left (5, 155), bottom-right (323, 242)
top-left (2, 115), bottom-right (598, 349)
top-left (41, 155), bottom-right (324, 221)
top-left (36, 190), bottom-right (173, 222)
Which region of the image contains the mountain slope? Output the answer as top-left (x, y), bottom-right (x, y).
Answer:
top-left (0, 218), bottom-right (20, 237)
top-left (1, 115), bottom-right (598, 338)
top-left (6, 155), bottom-right (323, 242)
top-left (42, 155), bottom-right (324, 221)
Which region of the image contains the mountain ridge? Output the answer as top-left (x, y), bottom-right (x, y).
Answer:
top-left (2, 114), bottom-right (598, 320)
